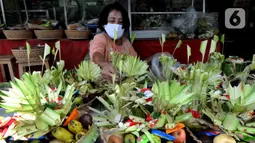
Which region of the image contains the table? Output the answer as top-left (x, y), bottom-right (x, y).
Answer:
top-left (16, 58), bottom-right (50, 78)
top-left (0, 39), bottom-right (220, 82)
top-left (0, 39), bottom-right (89, 81)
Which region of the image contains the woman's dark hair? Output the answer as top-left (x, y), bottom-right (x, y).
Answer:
top-left (98, 2), bottom-right (130, 32)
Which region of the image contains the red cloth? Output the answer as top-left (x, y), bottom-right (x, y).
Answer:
top-left (133, 39), bottom-right (220, 64)
top-left (60, 40), bottom-right (89, 69)
top-left (0, 39), bottom-right (220, 82)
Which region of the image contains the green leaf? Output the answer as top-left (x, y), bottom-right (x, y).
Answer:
top-left (253, 54), bottom-right (255, 64)
top-left (213, 35), bottom-right (219, 43)
top-left (43, 44), bottom-right (51, 60)
top-left (114, 29), bottom-right (117, 42)
top-left (112, 74), bottom-right (116, 85)
top-left (51, 48), bottom-right (56, 55)
top-left (221, 34), bottom-right (225, 44)
top-left (41, 44), bottom-right (51, 73)
top-left (187, 45), bottom-right (191, 64)
top-left (209, 40), bottom-right (217, 54)
top-left (96, 96), bottom-right (112, 111)
top-left (55, 41), bottom-right (60, 50)
top-left (77, 60), bottom-right (101, 81)
top-left (143, 130), bottom-right (155, 143)
top-left (26, 42), bottom-right (31, 56)
top-left (161, 33), bottom-right (166, 53)
top-left (176, 40), bottom-right (182, 49)
top-left (130, 33), bottom-right (136, 44)
top-left (26, 42), bottom-right (31, 73)
top-left (55, 41), bottom-right (61, 60)
top-left (162, 33), bottom-right (166, 44)
top-left (173, 40), bottom-right (182, 56)
top-left (200, 40), bottom-right (208, 62)
top-left (122, 56), bottom-right (148, 77)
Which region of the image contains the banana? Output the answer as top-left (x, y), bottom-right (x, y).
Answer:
top-left (51, 127), bottom-right (73, 142)
top-left (68, 120), bottom-right (83, 134)
top-left (75, 132), bottom-right (86, 141)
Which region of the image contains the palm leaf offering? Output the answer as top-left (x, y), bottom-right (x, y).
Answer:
top-left (122, 55), bottom-right (148, 77)
top-left (227, 82), bottom-right (255, 113)
top-left (0, 72), bottom-right (76, 140)
top-left (89, 82), bottom-right (137, 127)
top-left (152, 80), bottom-right (194, 115)
top-left (42, 60), bottom-right (66, 88)
top-left (110, 52), bottom-right (149, 83)
top-left (209, 52), bottom-right (225, 69)
top-left (110, 51), bottom-right (128, 68)
top-left (75, 60), bottom-right (103, 96)
top-left (222, 56), bottom-right (247, 77)
top-left (76, 60), bottom-right (101, 82)
top-left (0, 40), bottom-right (255, 143)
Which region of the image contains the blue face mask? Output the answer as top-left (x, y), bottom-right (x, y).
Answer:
top-left (104, 23), bottom-right (124, 39)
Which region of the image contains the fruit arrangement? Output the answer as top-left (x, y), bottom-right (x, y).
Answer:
top-left (50, 114), bottom-right (97, 143)
top-left (67, 23), bottom-right (88, 31)
top-left (0, 38), bottom-right (255, 143)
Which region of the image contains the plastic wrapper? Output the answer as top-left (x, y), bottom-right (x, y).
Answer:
top-left (150, 52), bottom-right (184, 80)
top-left (172, 6), bottom-right (198, 39)
top-left (150, 52), bottom-right (173, 80)
top-left (197, 13), bottom-right (219, 39)
top-left (139, 15), bottom-right (171, 30)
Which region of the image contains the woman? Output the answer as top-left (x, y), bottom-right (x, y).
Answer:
top-left (89, 2), bottom-right (137, 82)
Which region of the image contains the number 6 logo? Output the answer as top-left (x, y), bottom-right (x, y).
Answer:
top-left (225, 8), bottom-right (245, 29)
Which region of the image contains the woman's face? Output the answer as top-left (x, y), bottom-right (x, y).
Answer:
top-left (107, 10), bottom-right (123, 25)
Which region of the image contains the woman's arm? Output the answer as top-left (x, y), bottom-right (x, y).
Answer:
top-left (92, 52), bottom-right (109, 68)
top-left (89, 34), bottom-right (119, 82)
top-left (93, 52), bottom-right (119, 82)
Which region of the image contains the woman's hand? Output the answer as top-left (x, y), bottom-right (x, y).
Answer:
top-left (91, 52), bottom-right (119, 82)
top-left (101, 63), bottom-right (119, 83)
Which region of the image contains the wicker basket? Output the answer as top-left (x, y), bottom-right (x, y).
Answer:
top-left (65, 30), bottom-right (91, 39)
top-left (3, 30), bottom-right (33, 40)
top-left (11, 46), bottom-right (44, 62)
top-left (34, 30), bottom-right (64, 40)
